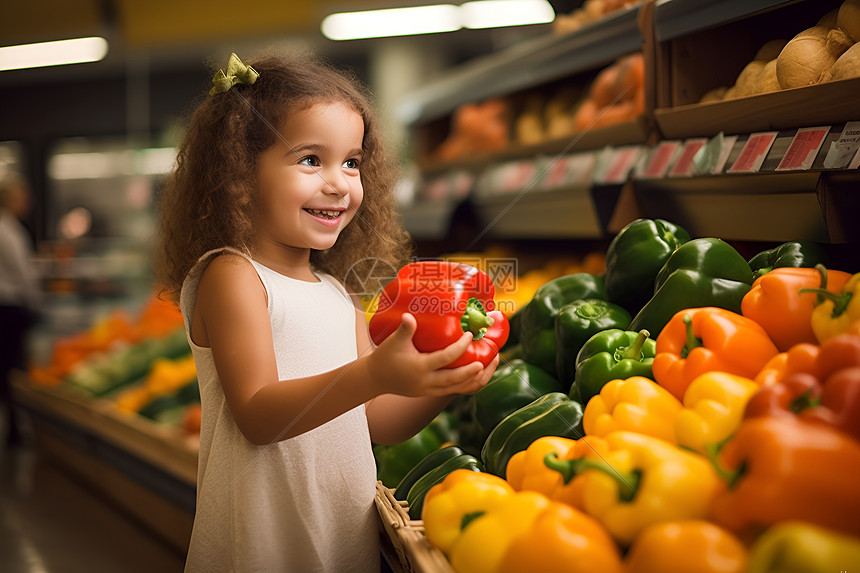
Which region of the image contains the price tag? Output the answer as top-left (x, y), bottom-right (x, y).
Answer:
top-left (669, 138), bottom-right (708, 177)
top-left (603, 146), bottom-right (642, 184)
top-left (642, 141), bottom-right (681, 178)
top-left (566, 152), bottom-right (597, 186)
top-left (823, 121), bottom-right (860, 169)
top-left (850, 146), bottom-right (860, 169)
top-left (728, 132), bottom-right (778, 173)
top-left (498, 161), bottom-right (537, 193)
top-left (541, 156), bottom-right (570, 188)
top-left (776, 126), bottom-right (830, 171)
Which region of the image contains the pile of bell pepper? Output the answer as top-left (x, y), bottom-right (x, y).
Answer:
top-left (374, 219), bottom-right (860, 573)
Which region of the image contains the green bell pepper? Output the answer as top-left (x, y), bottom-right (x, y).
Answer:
top-left (604, 218), bottom-right (691, 315)
top-left (554, 298), bottom-right (631, 392)
top-left (406, 453), bottom-right (483, 519)
top-left (748, 239), bottom-right (828, 280)
top-left (519, 273), bottom-right (606, 377)
top-left (394, 444), bottom-right (465, 501)
top-left (373, 425), bottom-right (442, 488)
top-left (481, 392), bottom-right (584, 478)
top-left (571, 329), bottom-right (656, 407)
top-left (471, 358), bottom-right (564, 442)
top-left (628, 238), bottom-right (753, 338)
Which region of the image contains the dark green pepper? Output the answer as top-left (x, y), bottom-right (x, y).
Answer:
top-left (394, 445), bottom-right (464, 501)
top-left (481, 392), bottom-right (584, 477)
top-left (519, 273), bottom-right (606, 376)
top-left (406, 453), bottom-right (483, 519)
top-left (748, 240), bottom-right (828, 280)
top-left (604, 218), bottom-right (691, 315)
top-left (554, 298), bottom-right (631, 392)
top-left (571, 329), bottom-right (656, 406)
top-left (373, 425), bottom-right (442, 488)
top-left (629, 238), bottom-right (753, 338)
top-left (471, 358), bottom-right (563, 442)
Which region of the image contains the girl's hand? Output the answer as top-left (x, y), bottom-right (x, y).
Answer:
top-left (367, 313), bottom-right (498, 397)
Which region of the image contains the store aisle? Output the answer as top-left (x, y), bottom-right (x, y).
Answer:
top-left (0, 441), bottom-right (186, 573)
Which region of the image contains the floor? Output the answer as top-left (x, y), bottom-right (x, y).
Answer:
top-left (0, 414), bottom-right (187, 573)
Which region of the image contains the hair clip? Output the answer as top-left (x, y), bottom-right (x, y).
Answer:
top-left (209, 53), bottom-right (259, 95)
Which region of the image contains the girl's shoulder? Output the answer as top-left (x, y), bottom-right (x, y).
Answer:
top-left (194, 250), bottom-right (264, 304)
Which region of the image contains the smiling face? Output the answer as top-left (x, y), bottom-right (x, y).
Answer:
top-left (254, 100), bottom-right (365, 265)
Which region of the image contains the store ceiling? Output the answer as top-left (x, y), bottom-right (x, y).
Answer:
top-left (1, 0), bottom-right (413, 48)
top-left (2, 0), bottom-right (544, 85)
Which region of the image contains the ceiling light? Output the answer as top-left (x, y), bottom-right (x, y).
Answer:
top-left (322, 5), bottom-right (461, 41)
top-left (461, 0), bottom-right (555, 29)
top-left (0, 37), bottom-right (108, 72)
top-left (321, 1), bottom-right (555, 41)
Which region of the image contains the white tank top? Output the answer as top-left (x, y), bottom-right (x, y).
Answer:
top-left (180, 248), bottom-right (379, 572)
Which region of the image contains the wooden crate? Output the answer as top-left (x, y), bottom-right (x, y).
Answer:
top-left (375, 482), bottom-right (455, 573)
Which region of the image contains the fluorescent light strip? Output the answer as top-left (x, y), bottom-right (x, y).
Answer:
top-left (322, 5), bottom-right (460, 41)
top-left (321, 1), bottom-right (554, 41)
top-left (462, 0), bottom-right (555, 29)
top-left (0, 37), bottom-right (108, 72)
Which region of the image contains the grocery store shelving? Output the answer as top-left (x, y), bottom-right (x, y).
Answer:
top-left (398, 0), bottom-right (858, 249)
top-left (397, 3), bottom-right (645, 126)
top-left (11, 374), bottom-right (197, 553)
top-left (653, 0), bottom-right (795, 42)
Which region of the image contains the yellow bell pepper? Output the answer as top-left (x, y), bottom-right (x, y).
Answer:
top-left (806, 271), bottom-right (860, 343)
top-left (675, 372), bottom-right (760, 455)
top-left (421, 469), bottom-right (514, 555)
top-left (583, 376), bottom-right (682, 443)
top-left (145, 354), bottom-right (197, 395)
top-left (545, 430), bottom-right (724, 545)
top-left (748, 521), bottom-right (860, 573)
top-left (499, 501), bottom-right (624, 573)
top-left (448, 491), bottom-right (551, 573)
top-left (624, 520), bottom-right (748, 573)
top-left (505, 435), bottom-right (610, 509)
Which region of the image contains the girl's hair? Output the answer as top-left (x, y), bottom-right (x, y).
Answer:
top-left (154, 48), bottom-right (412, 301)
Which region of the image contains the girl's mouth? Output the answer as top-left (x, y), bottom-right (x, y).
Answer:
top-left (304, 208), bottom-right (343, 220)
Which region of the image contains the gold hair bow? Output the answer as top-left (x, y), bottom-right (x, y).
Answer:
top-left (209, 53), bottom-right (259, 95)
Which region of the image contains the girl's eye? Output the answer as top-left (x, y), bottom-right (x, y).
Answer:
top-left (298, 156), bottom-right (320, 167)
top-left (344, 158), bottom-right (360, 169)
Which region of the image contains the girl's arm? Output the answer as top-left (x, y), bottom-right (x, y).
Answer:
top-left (195, 255), bottom-right (490, 445)
top-left (358, 303), bottom-right (498, 445)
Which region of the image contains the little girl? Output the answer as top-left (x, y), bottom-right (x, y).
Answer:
top-left (155, 50), bottom-right (497, 572)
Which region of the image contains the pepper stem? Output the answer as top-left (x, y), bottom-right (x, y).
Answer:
top-left (703, 442), bottom-right (744, 489)
top-left (543, 452), bottom-right (640, 502)
top-left (680, 315), bottom-right (701, 359)
top-left (461, 297), bottom-right (494, 341)
top-left (617, 330), bottom-right (650, 362)
top-left (798, 264), bottom-right (852, 318)
top-left (790, 388), bottom-right (822, 413)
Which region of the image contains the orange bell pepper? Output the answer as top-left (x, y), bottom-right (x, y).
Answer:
top-left (753, 342), bottom-right (820, 386)
top-left (499, 501), bottom-right (623, 573)
top-left (741, 266), bottom-right (850, 351)
top-left (624, 520), bottom-right (748, 573)
top-left (505, 435), bottom-right (613, 509)
top-left (710, 416), bottom-right (860, 538)
top-left (653, 307), bottom-right (779, 401)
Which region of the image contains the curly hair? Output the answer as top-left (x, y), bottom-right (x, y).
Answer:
top-left (154, 48), bottom-right (413, 302)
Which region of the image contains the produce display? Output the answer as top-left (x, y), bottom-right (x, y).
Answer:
top-left (27, 292), bottom-right (202, 438)
top-left (374, 218), bottom-right (860, 573)
top-left (427, 52), bottom-right (645, 165)
top-left (700, 0), bottom-right (860, 103)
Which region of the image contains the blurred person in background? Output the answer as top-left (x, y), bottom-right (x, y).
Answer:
top-left (0, 172), bottom-right (41, 447)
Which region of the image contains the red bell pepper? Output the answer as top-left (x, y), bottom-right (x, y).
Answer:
top-left (745, 369), bottom-right (860, 442)
top-left (369, 261), bottom-right (509, 368)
